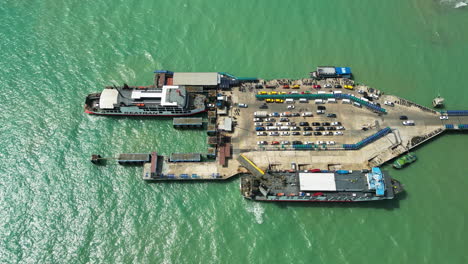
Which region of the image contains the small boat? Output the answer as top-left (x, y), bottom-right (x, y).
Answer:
top-left (393, 152), bottom-right (417, 169)
top-left (433, 96), bottom-right (445, 108)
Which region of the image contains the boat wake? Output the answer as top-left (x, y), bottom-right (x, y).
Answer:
top-left (441, 0), bottom-right (468, 8)
top-left (245, 202), bottom-right (265, 224)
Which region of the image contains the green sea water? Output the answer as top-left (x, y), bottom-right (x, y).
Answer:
top-left (1, 0), bottom-right (468, 263)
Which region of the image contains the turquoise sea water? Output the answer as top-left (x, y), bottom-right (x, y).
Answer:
top-left (1, 0), bottom-right (468, 263)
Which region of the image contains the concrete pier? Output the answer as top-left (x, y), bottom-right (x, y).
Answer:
top-left (132, 72), bottom-right (468, 181)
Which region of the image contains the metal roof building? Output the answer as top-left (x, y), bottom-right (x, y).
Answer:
top-left (173, 72), bottom-right (220, 86)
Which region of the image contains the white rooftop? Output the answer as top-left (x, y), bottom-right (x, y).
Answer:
top-left (173, 72), bottom-right (219, 86)
top-left (99, 89), bottom-right (119, 109)
top-left (299, 173), bottom-right (337, 191)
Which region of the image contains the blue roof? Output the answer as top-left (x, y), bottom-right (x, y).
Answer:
top-left (335, 67), bottom-right (352, 75)
top-left (368, 167), bottom-right (385, 196)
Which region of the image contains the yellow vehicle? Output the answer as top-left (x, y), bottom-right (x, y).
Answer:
top-left (292, 84), bottom-right (300, 89)
top-left (279, 92), bottom-right (287, 94)
top-left (258, 91), bottom-right (267, 95)
top-left (275, 99), bottom-right (284, 103)
top-left (269, 91), bottom-right (278, 95)
top-left (344, 85), bottom-right (354, 90)
top-left (266, 99), bottom-right (274, 103)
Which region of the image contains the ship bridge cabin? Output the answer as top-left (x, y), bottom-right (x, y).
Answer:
top-left (98, 85), bottom-right (188, 111)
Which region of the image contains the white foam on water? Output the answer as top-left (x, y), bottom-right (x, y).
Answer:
top-left (245, 202), bottom-right (265, 224)
top-left (440, 0), bottom-right (468, 8)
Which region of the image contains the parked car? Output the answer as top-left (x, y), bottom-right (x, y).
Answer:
top-left (253, 118), bottom-right (262, 122)
top-left (280, 117), bottom-right (289, 122)
top-left (257, 141), bottom-right (267, 145)
top-left (316, 110), bottom-right (325, 114)
top-left (291, 126), bottom-right (301, 131)
top-left (312, 122), bottom-right (321, 126)
top-left (238, 103), bottom-right (248, 108)
top-left (304, 127), bottom-right (313, 131)
top-left (326, 113), bottom-right (337, 118)
top-left (254, 122), bottom-right (263, 126)
top-left (318, 106), bottom-right (326, 110)
top-left (286, 122), bottom-right (296, 126)
top-left (334, 84), bottom-right (342, 88)
top-left (316, 141), bottom-right (325, 145)
top-left (403, 120), bottom-right (415, 126)
top-left (287, 105), bottom-right (295, 109)
top-left (303, 132), bottom-right (312, 136)
top-left (399, 115), bottom-right (408, 120)
top-left (265, 122), bottom-right (273, 126)
top-left (265, 118), bottom-right (275, 122)
top-left (323, 131), bottom-right (333, 136)
top-left (299, 122), bottom-right (309, 126)
top-left (331, 122), bottom-right (341, 126)
top-left (292, 141), bottom-right (302, 145)
top-left (313, 85), bottom-right (321, 89)
top-left (271, 141), bottom-right (280, 145)
top-left (314, 132), bottom-right (323, 136)
top-left (292, 131), bottom-right (300, 136)
top-left (439, 115), bottom-right (448, 120)
top-left (384, 101), bottom-right (394, 107)
top-left (336, 126), bottom-right (345, 130)
top-left (333, 131), bottom-right (344, 136)
top-left (281, 131), bottom-right (290, 136)
top-left (281, 141), bottom-right (290, 145)
top-left (255, 127), bottom-right (265, 131)
top-left (324, 84), bottom-right (332, 88)
top-left (256, 132), bottom-right (267, 136)
top-left (315, 127), bottom-right (325, 131)
top-left (322, 122), bottom-right (331, 126)
top-left (326, 141), bottom-right (336, 145)
top-left (326, 127), bottom-right (336, 131)
top-left (269, 132), bottom-right (279, 136)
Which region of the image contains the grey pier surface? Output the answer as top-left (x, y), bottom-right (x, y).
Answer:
top-left (118, 153), bottom-right (150, 164)
top-left (170, 153), bottom-right (201, 162)
top-left (173, 117), bottom-right (203, 128)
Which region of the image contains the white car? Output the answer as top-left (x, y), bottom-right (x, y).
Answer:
top-left (336, 126), bottom-right (345, 130)
top-left (334, 131), bottom-right (344, 136)
top-left (281, 131), bottom-right (290, 136)
top-left (384, 101), bottom-right (394, 107)
top-left (303, 132), bottom-right (312, 136)
top-left (265, 118), bottom-right (275, 122)
top-left (275, 122), bottom-right (282, 126)
top-left (287, 105), bottom-right (295, 109)
top-left (269, 132), bottom-right (279, 136)
top-left (291, 126), bottom-right (300, 131)
top-left (403, 120), bottom-right (415, 126)
top-left (316, 110), bottom-right (325, 114)
top-left (253, 118), bottom-right (262, 122)
top-left (324, 84), bottom-right (332, 88)
top-left (238, 103), bottom-right (248, 108)
top-left (256, 132), bottom-right (267, 136)
top-left (304, 141), bottom-right (314, 145)
top-left (326, 141), bottom-right (336, 145)
top-left (281, 141), bottom-right (290, 145)
top-left (358, 89), bottom-right (365, 94)
top-left (440, 115), bottom-right (448, 120)
top-left (331, 122), bottom-right (341, 126)
top-left (286, 122), bottom-right (296, 126)
top-left (323, 131), bottom-right (333, 136)
top-left (257, 141), bottom-right (267, 145)
top-left (316, 141), bottom-right (325, 145)
top-left (254, 122), bottom-right (263, 126)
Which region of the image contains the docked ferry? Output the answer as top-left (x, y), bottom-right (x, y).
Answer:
top-left (85, 85), bottom-right (207, 116)
top-left (84, 71), bottom-right (224, 116)
top-left (240, 167), bottom-right (403, 202)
